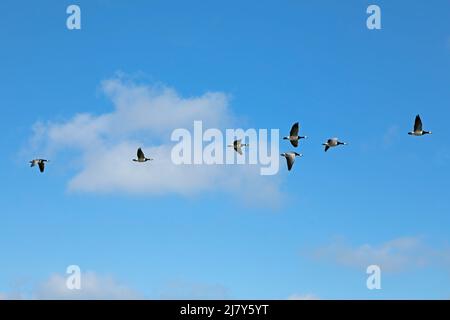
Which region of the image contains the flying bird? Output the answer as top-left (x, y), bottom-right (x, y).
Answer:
top-left (30, 159), bottom-right (49, 173)
top-left (322, 138), bottom-right (347, 152)
top-left (132, 148), bottom-right (153, 162)
top-left (228, 139), bottom-right (248, 155)
top-left (283, 122), bottom-right (307, 147)
top-left (280, 152), bottom-right (302, 171)
top-left (408, 115), bottom-right (432, 136)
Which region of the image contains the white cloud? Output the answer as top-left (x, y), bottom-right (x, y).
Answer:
top-left (34, 272), bottom-right (140, 300)
top-left (309, 237), bottom-right (450, 273)
top-left (0, 272), bottom-right (140, 300)
top-left (158, 280), bottom-right (229, 300)
top-left (0, 273), bottom-right (233, 300)
top-left (288, 293), bottom-right (319, 300)
top-left (29, 75), bottom-right (283, 206)
top-left (0, 292), bottom-right (25, 300)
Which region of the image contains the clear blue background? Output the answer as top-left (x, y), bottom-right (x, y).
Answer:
top-left (0, 0), bottom-right (449, 298)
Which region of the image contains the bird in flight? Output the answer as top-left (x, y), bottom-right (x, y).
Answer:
top-left (280, 152), bottom-right (302, 171)
top-left (322, 138), bottom-right (347, 152)
top-left (228, 139), bottom-right (248, 155)
top-left (30, 159), bottom-right (49, 173)
top-left (408, 115), bottom-right (432, 136)
top-left (132, 148), bottom-right (153, 162)
top-left (283, 122), bottom-right (307, 147)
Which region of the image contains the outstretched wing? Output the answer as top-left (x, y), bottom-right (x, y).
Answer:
top-left (290, 139), bottom-right (298, 147)
top-left (235, 146), bottom-right (243, 155)
top-left (324, 145), bottom-right (330, 152)
top-left (414, 115), bottom-right (422, 132)
top-left (38, 161), bottom-right (45, 173)
top-left (290, 122), bottom-right (299, 137)
top-left (137, 148), bottom-right (145, 159)
top-left (286, 155), bottom-right (295, 171)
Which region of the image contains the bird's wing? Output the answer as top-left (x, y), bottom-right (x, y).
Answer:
top-left (325, 145), bottom-right (330, 152)
top-left (286, 154), bottom-right (294, 171)
top-left (414, 115), bottom-right (422, 132)
top-left (235, 146), bottom-right (243, 155)
top-left (290, 139), bottom-right (298, 147)
top-left (137, 148), bottom-right (145, 159)
top-left (38, 162), bottom-right (45, 172)
top-left (30, 161), bottom-right (36, 167)
top-left (234, 139), bottom-right (241, 148)
top-left (290, 122), bottom-right (299, 136)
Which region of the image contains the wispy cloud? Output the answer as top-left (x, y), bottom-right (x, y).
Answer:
top-left (288, 293), bottom-right (319, 300)
top-left (0, 272), bottom-right (140, 300)
top-left (158, 279), bottom-right (229, 300)
top-left (308, 236), bottom-right (450, 273)
top-left (28, 75), bottom-right (283, 207)
top-left (0, 273), bottom-right (234, 300)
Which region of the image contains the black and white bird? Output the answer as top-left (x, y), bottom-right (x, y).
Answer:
top-left (228, 139), bottom-right (248, 155)
top-left (408, 115), bottom-right (432, 136)
top-left (30, 159), bottom-right (49, 173)
top-left (283, 122), bottom-right (307, 147)
top-left (280, 152), bottom-right (302, 171)
top-left (322, 138), bottom-right (347, 152)
top-left (132, 148), bottom-right (153, 162)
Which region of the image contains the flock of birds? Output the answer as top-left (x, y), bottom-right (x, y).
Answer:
top-left (278, 121), bottom-right (351, 171)
top-left (30, 115), bottom-right (432, 173)
top-left (278, 114), bottom-right (431, 171)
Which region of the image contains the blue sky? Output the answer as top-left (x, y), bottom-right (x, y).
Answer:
top-left (0, 0), bottom-right (449, 299)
